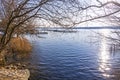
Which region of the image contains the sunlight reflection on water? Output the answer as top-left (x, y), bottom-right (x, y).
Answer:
top-left (98, 29), bottom-right (114, 78)
top-left (24, 29), bottom-right (120, 80)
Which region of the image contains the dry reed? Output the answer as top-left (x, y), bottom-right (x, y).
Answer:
top-left (9, 37), bottom-right (32, 53)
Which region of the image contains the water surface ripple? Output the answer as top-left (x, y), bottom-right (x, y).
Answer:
top-left (26, 29), bottom-right (120, 80)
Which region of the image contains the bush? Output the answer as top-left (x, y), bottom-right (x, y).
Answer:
top-left (9, 37), bottom-right (32, 53)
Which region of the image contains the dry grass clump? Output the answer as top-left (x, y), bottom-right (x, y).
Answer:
top-left (9, 37), bottom-right (32, 53)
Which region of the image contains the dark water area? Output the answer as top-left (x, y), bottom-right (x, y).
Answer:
top-left (25, 29), bottom-right (120, 80)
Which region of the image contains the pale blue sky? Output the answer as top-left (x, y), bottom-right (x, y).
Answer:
top-left (78, 0), bottom-right (120, 27)
top-left (35, 0), bottom-right (120, 27)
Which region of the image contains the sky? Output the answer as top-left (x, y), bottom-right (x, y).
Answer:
top-left (35, 0), bottom-right (120, 27)
top-left (77, 0), bottom-right (120, 27)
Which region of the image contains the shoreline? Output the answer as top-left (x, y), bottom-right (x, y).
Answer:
top-left (0, 64), bottom-right (30, 80)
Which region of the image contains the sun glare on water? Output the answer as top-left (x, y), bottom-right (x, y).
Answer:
top-left (98, 29), bottom-right (113, 78)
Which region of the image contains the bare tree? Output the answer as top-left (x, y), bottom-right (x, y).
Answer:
top-left (72, 0), bottom-right (120, 26)
top-left (0, 0), bottom-right (120, 63)
top-left (0, 0), bottom-right (85, 63)
top-left (0, 0), bottom-right (76, 50)
top-left (73, 0), bottom-right (120, 50)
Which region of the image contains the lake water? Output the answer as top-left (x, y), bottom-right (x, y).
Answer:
top-left (26, 29), bottom-right (120, 80)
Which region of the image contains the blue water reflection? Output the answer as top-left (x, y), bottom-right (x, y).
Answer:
top-left (26, 29), bottom-right (120, 80)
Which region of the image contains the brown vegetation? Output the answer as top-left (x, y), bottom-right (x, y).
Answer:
top-left (9, 37), bottom-right (32, 54)
top-left (0, 37), bottom-right (32, 64)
